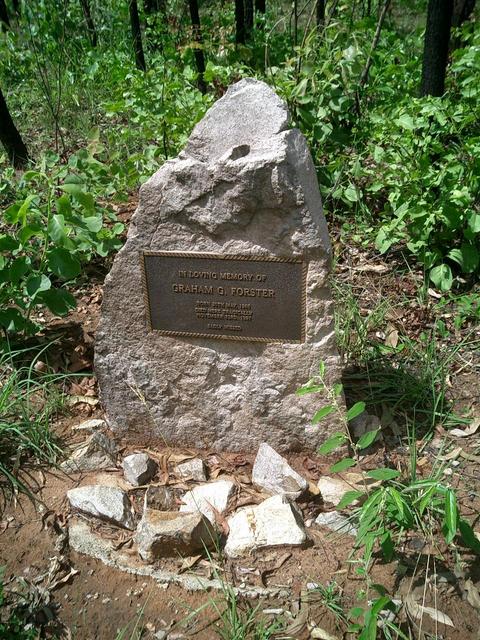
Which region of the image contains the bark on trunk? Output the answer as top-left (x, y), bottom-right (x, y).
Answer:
top-left (0, 86), bottom-right (29, 168)
top-left (235, 0), bottom-right (246, 44)
top-left (129, 0), bottom-right (146, 71)
top-left (144, 0), bottom-right (166, 13)
top-left (245, 0), bottom-right (254, 35)
top-left (0, 0), bottom-right (10, 30)
top-left (421, 0), bottom-right (454, 96)
top-left (80, 0), bottom-right (98, 47)
top-left (316, 0), bottom-right (326, 26)
top-left (188, 0), bottom-right (207, 94)
top-left (452, 0), bottom-right (475, 26)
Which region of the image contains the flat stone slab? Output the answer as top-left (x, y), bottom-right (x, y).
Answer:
top-left (95, 77), bottom-right (343, 453)
top-left (224, 494), bottom-right (306, 558)
top-left (69, 519), bottom-right (290, 599)
top-left (67, 485), bottom-right (135, 530)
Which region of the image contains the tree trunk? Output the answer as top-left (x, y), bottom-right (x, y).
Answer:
top-left (421, 0), bottom-right (454, 96)
top-left (316, 0), bottom-right (326, 26)
top-left (80, 0), bottom-right (98, 47)
top-left (452, 0), bottom-right (475, 26)
top-left (0, 0), bottom-right (10, 30)
top-left (129, 0), bottom-right (146, 71)
top-left (255, 0), bottom-right (265, 13)
top-left (245, 0), bottom-right (254, 35)
top-left (12, 0), bottom-right (20, 17)
top-left (0, 86), bottom-right (29, 169)
top-left (144, 0), bottom-right (166, 13)
top-left (188, 0), bottom-right (207, 94)
top-left (235, 0), bottom-right (246, 44)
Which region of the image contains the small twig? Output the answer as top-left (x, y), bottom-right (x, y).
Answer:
top-left (358, 0), bottom-right (391, 90)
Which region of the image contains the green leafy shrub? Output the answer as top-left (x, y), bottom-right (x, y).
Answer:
top-left (298, 362), bottom-right (480, 568)
top-left (0, 151), bottom-right (123, 335)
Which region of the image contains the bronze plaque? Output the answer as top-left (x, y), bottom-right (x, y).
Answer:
top-left (142, 252), bottom-right (306, 343)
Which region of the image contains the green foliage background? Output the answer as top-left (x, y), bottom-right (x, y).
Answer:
top-left (0, 0), bottom-right (479, 334)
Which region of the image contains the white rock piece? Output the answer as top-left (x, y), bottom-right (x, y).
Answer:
top-left (122, 453), bottom-right (157, 486)
top-left (252, 442), bottom-right (308, 499)
top-left (318, 476), bottom-right (358, 507)
top-left (224, 494), bottom-right (306, 558)
top-left (61, 432), bottom-right (117, 472)
top-left (95, 77), bottom-right (344, 453)
top-left (174, 458), bottom-right (207, 482)
top-left (179, 480), bottom-right (235, 524)
top-left (67, 485), bottom-right (135, 530)
top-left (136, 509), bottom-right (216, 562)
top-left (315, 511), bottom-right (357, 537)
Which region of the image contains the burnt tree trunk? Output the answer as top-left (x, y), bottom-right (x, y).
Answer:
top-left (188, 0), bottom-right (207, 94)
top-left (0, 0), bottom-right (10, 30)
top-left (144, 0), bottom-right (166, 12)
top-left (421, 0), bottom-right (454, 96)
top-left (80, 0), bottom-right (98, 47)
top-left (452, 0), bottom-right (476, 26)
top-left (316, 0), bottom-right (326, 26)
top-left (129, 0), bottom-right (146, 70)
top-left (245, 0), bottom-right (254, 35)
top-left (235, 0), bottom-right (246, 44)
top-left (0, 86), bottom-right (29, 168)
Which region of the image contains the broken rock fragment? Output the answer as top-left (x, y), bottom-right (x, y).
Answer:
top-left (179, 480), bottom-right (235, 524)
top-left (224, 494), bottom-right (306, 558)
top-left (136, 509), bottom-right (216, 562)
top-left (122, 452), bottom-right (157, 486)
top-left (174, 458), bottom-right (207, 482)
top-left (67, 485), bottom-right (135, 530)
top-left (317, 476), bottom-right (359, 507)
top-left (61, 432), bottom-right (117, 472)
top-left (315, 511), bottom-right (357, 537)
top-left (252, 442), bottom-right (308, 499)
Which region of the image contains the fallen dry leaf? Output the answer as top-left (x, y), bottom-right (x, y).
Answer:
top-left (178, 554), bottom-right (202, 574)
top-left (353, 264), bottom-right (389, 273)
top-left (438, 447), bottom-right (462, 461)
top-left (66, 395), bottom-right (99, 407)
top-left (465, 579), bottom-right (480, 611)
top-left (309, 624), bottom-right (341, 640)
top-left (405, 593), bottom-right (454, 627)
top-left (385, 326), bottom-right (399, 348)
top-left (449, 418), bottom-right (480, 438)
top-left (308, 481), bottom-right (320, 496)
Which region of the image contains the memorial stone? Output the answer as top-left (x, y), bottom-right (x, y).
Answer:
top-left (95, 78), bottom-right (343, 452)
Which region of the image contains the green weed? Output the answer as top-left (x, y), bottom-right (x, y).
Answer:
top-left (0, 344), bottom-right (66, 500)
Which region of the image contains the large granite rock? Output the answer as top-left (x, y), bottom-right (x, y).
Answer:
top-left (95, 78), bottom-right (342, 452)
